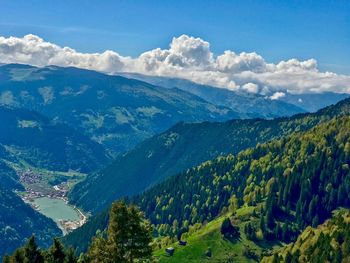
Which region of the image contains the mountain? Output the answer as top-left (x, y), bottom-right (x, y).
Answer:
top-left (133, 116), bottom-right (350, 237)
top-left (118, 73), bottom-right (306, 119)
top-left (64, 114), bottom-right (350, 259)
top-left (0, 144), bottom-right (24, 191)
top-left (280, 92), bottom-right (349, 112)
top-left (0, 106), bottom-right (109, 173)
top-left (69, 98), bottom-right (350, 214)
top-left (0, 186), bottom-right (61, 260)
top-left (0, 64), bottom-right (238, 155)
top-left (120, 73), bottom-right (350, 116)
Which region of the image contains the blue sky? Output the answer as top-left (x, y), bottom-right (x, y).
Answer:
top-left (0, 0), bottom-right (349, 74)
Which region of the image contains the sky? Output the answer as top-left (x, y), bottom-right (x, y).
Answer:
top-left (0, 0), bottom-right (349, 95)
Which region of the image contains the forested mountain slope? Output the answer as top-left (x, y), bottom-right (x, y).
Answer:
top-left (65, 115), bottom-right (350, 256)
top-left (69, 98), bottom-right (350, 213)
top-left (0, 64), bottom-right (238, 155)
top-left (0, 187), bottom-right (61, 260)
top-left (133, 117), bottom-right (350, 238)
top-left (262, 209), bottom-right (350, 263)
top-left (0, 106), bottom-right (109, 173)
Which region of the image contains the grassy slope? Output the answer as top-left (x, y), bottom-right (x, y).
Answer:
top-left (154, 206), bottom-right (278, 263)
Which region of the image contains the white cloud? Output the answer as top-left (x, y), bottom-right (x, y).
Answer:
top-left (269, 92), bottom-right (286, 100)
top-left (242, 83), bottom-right (259, 93)
top-left (0, 34), bottom-right (125, 72)
top-left (0, 34), bottom-right (350, 94)
top-left (216, 51), bottom-right (267, 73)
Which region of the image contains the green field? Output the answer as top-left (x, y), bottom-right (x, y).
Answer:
top-left (154, 206), bottom-right (279, 262)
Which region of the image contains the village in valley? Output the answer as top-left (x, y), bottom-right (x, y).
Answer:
top-left (18, 168), bottom-right (87, 234)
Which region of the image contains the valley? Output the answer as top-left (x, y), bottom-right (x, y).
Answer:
top-left (13, 164), bottom-right (87, 234)
top-left (1, 3), bottom-right (349, 262)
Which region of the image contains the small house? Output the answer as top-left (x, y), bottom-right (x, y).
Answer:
top-left (165, 247), bottom-right (175, 256)
top-left (179, 240), bottom-right (187, 246)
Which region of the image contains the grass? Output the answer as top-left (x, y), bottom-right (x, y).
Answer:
top-left (154, 206), bottom-right (274, 263)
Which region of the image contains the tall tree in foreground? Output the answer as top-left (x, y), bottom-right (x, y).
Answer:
top-left (88, 201), bottom-right (153, 263)
top-left (4, 236), bottom-right (44, 263)
top-left (45, 238), bottom-right (66, 263)
top-left (24, 236), bottom-right (44, 263)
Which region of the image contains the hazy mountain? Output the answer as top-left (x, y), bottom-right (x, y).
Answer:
top-left (118, 73), bottom-right (306, 118)
top-left (69, 97), bottom-right (350, 214)
top-left (0, 64), bottom-right (239, 155)
top-left (279, 92), bottom-right (349, 112)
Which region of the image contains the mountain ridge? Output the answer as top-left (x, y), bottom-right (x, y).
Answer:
top-left (0, 63), bottom-right (239, 155)
top-left (69, 97), bottom-right (350, 214)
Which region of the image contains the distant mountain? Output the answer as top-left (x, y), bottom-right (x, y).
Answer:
top-left (279, 92), bottom-right (349, 112)
top-left (69, 97), bottom-right (350, 214)
top-left (118, 73), bottom-right (306, 118)
top-left (0, 64), bottom-right (239, 155)
top-left (0, 186), bottom-right (61, 260)
top-left (0, 106), bottom-right (109, 173)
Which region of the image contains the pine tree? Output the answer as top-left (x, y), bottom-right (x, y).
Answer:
top-left (23, 236), bottom-right (44, 263)
top-left (46, 238), bottom-right (66, 263)
top-left (220, 218), bottom-right (239, 240)
top-left (285, 251), bottom-right (292, 263)
top-left (88, 235), bottom-right (107, 263)
top-left (87, 201), bottom-right (153, 263)
top-left (65, 247), bottom-right (77, 263)
top-left (13, 249), bottom-right (25, 263)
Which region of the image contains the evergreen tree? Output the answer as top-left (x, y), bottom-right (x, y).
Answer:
top-left (220, 218), bottom-right (239, 240)
top-left (46, 238), bottom-right (66, 263)
top-left (23, 236), bottom-right (44, 263)
top-left (12, 249), bottom-right (25, 263)
top-left (65, 248), bottom-right (77, 263)
top-left (88, 201), bottom-right (153, 263)
top-left (88, 235), bottom-right (107, 263)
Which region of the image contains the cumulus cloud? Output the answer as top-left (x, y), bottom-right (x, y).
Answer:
top-left (0, 34), bottom-right (126, 72)
top-left (0, 34), bottom-right (350, 94)
top-left (269, 92), bottom-right (286, 100)
top-left (242, 83), bottom-right (259, 93)
top-left (216, 51), bottom-right (267, 73)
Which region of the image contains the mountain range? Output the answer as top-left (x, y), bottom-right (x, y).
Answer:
top-left (1, 63), bottom-right (350, 261)
top-left (63, 98), bottom-right (350, 263)
top-left (119, 73), bottom-right (308, 118)
top-left (0, 64), bottom-right (239, 155)
top-left (69, 98), bottom-right (350, 213)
